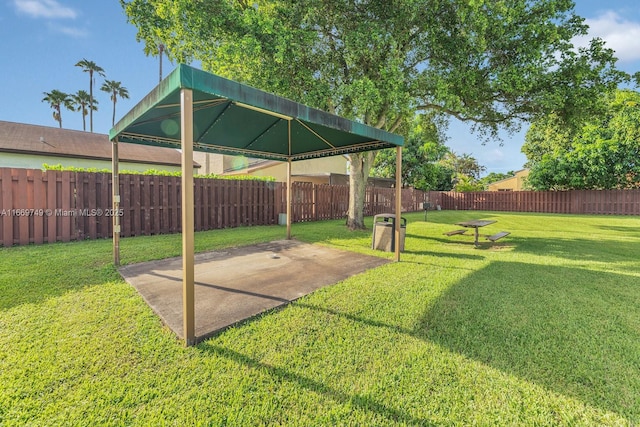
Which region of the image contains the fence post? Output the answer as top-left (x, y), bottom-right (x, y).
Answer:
top-left (394, 146), bottom-right (402, 262)
top-left (314, 184), bottom-right (318, 221)
top-left (286, 159), bottom-right (292, 239)
top-left (1, 169), bottom-right (13, 246)
top-left (112, 139), bottom-right (121, 265)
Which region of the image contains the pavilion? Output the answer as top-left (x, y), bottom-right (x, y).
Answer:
top-left (109, 64), bottom-right (403, 346)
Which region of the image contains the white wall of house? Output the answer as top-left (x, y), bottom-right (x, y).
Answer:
top-left (226, 156), bottom-right (348, 183)
top-left (0, 152), bottom-right (188, 173)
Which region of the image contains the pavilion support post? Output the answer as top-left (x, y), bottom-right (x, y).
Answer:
top-left (181, 88), bottom-right (196, 347)
top-left (394, 146), bottom-right (402, 262)
top-left (112, 138), bottom-right (120, 266)
top-left (286, 158), bottom-right (292, 240)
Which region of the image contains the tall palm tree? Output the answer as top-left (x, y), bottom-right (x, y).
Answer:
top-left (100, 80), bottom-right (129, 126)
top-left (42, 90), bottom-right (72, 128)
top-left (75, 59), bottom-right (105, 132)
top-left (70, 90), bottom-right (97, 131)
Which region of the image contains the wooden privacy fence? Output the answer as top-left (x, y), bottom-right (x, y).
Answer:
top-left (0, 168), bottom-right (426, 247)
top-left (290, 183), bottom-right (425, 222)
top-left (0, 169), bottom-right (287, 247)
top-left (5, 167), bottom-right (640, 247)
top-left (427, 190), bottom-right (640, 215)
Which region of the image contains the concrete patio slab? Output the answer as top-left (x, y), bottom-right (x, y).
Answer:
top-left (118, 240), bottom-right (389, 343)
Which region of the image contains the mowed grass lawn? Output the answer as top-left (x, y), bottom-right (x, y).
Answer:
top-left (1, 211), bottom-right (639, 426)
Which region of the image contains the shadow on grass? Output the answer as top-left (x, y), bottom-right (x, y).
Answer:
top-left (0, 240), bottom-right (120, 311)
top-left (407, 233), bottom-right (517, 254)
top-left (595, 224), bottom-right (640, 235)
top-left (0, 222), bottom-right (341, 311)
top-left (197, 343), bottom-right (437, 426)
top-left (511, 235), bottom-right (640, 267)
top-left (296, 302), bottom-right (412, 335)
top-left (206, 256), bottom-right (639, 422)
top-left (415, 261), bottom-right (640, 421)
top-left (402, 248), bottom-right (486, 260)
top-left (405, 211), bottom-right (502, 226)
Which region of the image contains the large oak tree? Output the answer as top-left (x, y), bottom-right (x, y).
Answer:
top-left (122, 0), bottom-right (627, 228)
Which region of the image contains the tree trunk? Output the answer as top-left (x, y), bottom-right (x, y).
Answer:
top-left (346, 151), bottom-right (376, 230)
top-left (112, 99), bottom-right (116, 127)
top-left (89, 71), bottom-right (94, 133)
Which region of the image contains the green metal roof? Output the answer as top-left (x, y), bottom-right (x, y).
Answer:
top-left (109, 64), bottom-right (403, 161)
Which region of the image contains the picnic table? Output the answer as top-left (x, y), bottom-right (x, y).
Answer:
top-left (444, 219), bottom-right (510, 247)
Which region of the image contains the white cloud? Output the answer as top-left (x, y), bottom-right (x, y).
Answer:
top-left (490, 148), bottom-right (505, 162)
top-left (13, 0), bottom-right (77, 19)
top-left (576, 11), bottom-right (640, 63)
top-left (48, 23), bottom-right (87, 37)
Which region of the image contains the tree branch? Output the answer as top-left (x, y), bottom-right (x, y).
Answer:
top-left (415, 102), bottom-right (528, 124)
top-left (389, 116), bottom-right (403, 133)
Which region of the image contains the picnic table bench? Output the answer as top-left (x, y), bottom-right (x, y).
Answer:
top-left (486, 231), bottom-right (510, 242)
top-left (444, 229), bottom-right (468, 236)
top-left (444, 219), bottom-right (511, 247)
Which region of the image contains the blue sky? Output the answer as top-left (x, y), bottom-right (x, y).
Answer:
top-left (1, 0), bottom-right (639, 175)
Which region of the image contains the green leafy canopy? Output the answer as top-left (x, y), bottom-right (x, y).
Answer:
top-left (121, 0), bottom-right (629, 221)
top-left (123, 0), bottom-right (627, 128)
top-left (524, 89), bottom-right (640, 190)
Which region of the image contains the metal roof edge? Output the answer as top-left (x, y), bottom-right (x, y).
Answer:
top-left (109, 66), bottom-right (183, 140)
top-left (176, 65), bottom-right (403, 147)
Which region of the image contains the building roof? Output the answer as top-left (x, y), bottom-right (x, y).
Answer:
top-left (488, 169), bottom-right (529, 185)
top-left (0, 120), bottom-right (199, 168)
